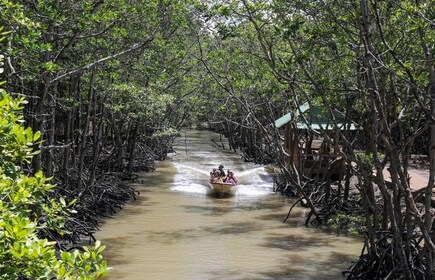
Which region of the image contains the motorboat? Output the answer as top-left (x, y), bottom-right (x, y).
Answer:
top-left (207, 181), bottom-right (238, 197)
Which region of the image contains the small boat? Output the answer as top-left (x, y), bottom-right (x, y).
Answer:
top-left (207, 181), bottom-right (238, 197)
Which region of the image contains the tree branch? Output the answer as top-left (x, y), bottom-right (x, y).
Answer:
top-left (50, 36), bottom-right (155, 84)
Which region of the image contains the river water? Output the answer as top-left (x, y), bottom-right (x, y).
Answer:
top-left (96, 130), bottom-right (361, 280)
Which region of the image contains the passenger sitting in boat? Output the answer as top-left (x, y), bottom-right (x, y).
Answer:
top-left (210, 169), bottom-right (217, 178)
top-left (210, 171), bottom-right (224, 183)
top-left (225, 169), bottom-right (238, 185)
top-left (218, 165), bottom-right (226, 178)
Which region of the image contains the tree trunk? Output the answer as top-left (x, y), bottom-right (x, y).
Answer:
top-left (45, 102), bottom-right (56, 177)
top-left (77, 72), bottom-right (94, 190)
top-left (87, 88), bottom-right (104, 186)
top-left (126, 123), bottom-right (139, 177)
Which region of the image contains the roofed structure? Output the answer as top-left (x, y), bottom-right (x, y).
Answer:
top-left (274, 103), bottom-right (357, 131)
top-left (274, 103), bottom-right (356, 180)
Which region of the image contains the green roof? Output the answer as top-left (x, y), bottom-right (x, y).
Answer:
top-left (274, 103), bottom-right (357, 130)
top-left (274, 112), bottom-right (292, 128)
top-left (274, 103), bottom-right (309, 128)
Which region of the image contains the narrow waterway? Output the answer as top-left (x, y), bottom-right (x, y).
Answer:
top-left (96, 130), bottom-right (361, 280)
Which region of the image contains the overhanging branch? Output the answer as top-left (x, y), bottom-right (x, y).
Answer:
top-left (50, 36), bottom-right (155, 84)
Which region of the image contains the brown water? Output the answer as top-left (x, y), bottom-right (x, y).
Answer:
top-left (96, 129), bottom-right (361, 280)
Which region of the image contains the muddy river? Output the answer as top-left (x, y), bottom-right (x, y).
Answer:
top-left (96, 129), bottom-right (361, 280)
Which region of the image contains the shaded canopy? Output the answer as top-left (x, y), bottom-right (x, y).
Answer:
top-left (274, 103), bottom-right (357, 130)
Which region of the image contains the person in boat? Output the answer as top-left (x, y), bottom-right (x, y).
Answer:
top-left (210, 170), bottom-right (224, 183)
top-left (225, 169), bottom-right (238, 185)
top-left (218, 165), bottom-right (226, 177)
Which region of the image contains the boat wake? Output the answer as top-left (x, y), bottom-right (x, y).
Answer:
top-left (171, 183), bottom-right (208, 194)
top-left (171, 163), bottom-right (274, 197)
top-left (173, 163), bottom-right (211, 176)
top-left (236, 166), bottom-right (267, 177)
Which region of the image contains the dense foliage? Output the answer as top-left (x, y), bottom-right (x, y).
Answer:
top-left (0, 87), bottom-right (107, 278)
top-left (1, 0), bottom-right (435, 279)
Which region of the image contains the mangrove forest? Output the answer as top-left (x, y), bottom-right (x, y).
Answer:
top-left (1, 0), bottom-right (435, 279)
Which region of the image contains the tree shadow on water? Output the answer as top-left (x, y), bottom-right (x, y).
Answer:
top-left (201, 222), bottom-right (260, 235)
top-left (182, 205), bottom-right (236, 216)
top-left (97, 236), bottom-right (132, 266)
top-left (262, 235), bottom-right (327, 251)
top-left (235, 251), bottom-right (352, 280)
